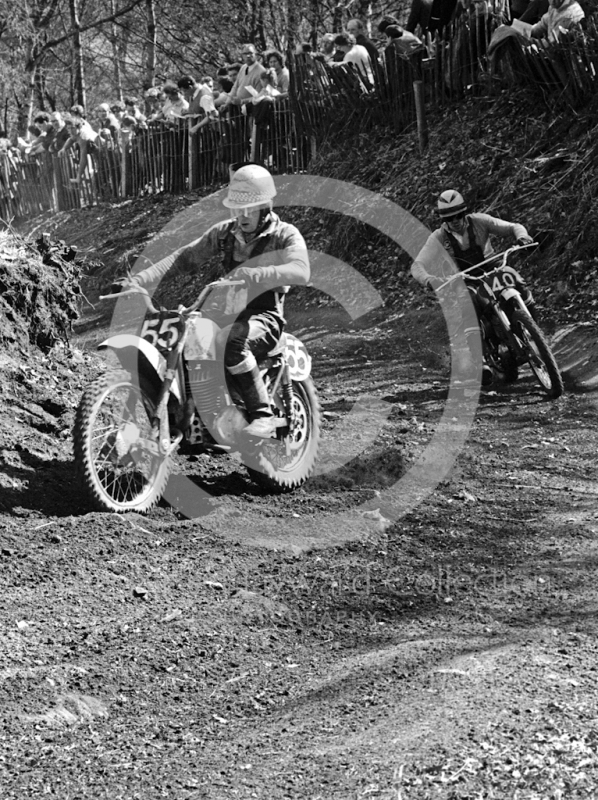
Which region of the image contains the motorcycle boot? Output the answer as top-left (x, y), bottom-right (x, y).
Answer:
top-left (227, 361), bottom-right (277, 438)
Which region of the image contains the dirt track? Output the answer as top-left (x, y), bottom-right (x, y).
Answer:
top-left (2, 293), bottom-right (598, 797)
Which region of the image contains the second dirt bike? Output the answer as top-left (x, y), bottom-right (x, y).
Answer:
top-left (443, 244), bottom-right (564, 398)
top-left (73, 280), bottom-right (321, 513)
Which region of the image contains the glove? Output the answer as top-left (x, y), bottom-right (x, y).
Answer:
top-left (230, 266), bottom-right (266, 284)
top-left (426, 276), bottom-right (444, 291)
top-left (517, 236), bottom-right (534, 246)
top-left (109, 273), bottom-right (140, 294)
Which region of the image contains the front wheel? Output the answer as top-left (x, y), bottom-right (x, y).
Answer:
top-left (73, 370), bottom-right (172, 512)
top-left (513, 311), bottom-right (564, 399)
top-left (244, 377), bottom-right (321, 491)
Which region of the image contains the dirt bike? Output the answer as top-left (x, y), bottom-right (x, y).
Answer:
top-left (440, 243), bottom-right (564, 399)
top-left (73, 280), bottom-right (321, 513)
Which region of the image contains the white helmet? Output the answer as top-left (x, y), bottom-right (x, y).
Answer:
top-left (222, 164), bottom-right (276, 209)
top-left (437, 189), bottom-right (467, 219)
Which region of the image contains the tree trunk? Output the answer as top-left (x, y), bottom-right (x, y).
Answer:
top-left (286, 0), bottom-right (299, 50)
top-left (69, 0), bottom-right (86, 108)
top-left (145, 0), bottom-right (157, 89)
top-left (110, 0), bottom-right (123, 99)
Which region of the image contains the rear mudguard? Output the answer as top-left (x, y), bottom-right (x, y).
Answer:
top-left (98, 334), bottom-right (183, 402)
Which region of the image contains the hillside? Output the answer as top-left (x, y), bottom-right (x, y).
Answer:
top-left (19, 90), bottom-right (598, 325)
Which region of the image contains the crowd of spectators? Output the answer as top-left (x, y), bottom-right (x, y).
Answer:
top-left (3, 0), bottom-right (591, 184)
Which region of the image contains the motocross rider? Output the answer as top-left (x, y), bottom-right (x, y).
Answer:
top-left (411, 189), bottom-right (536, 384)
top-left (121, 163), bottom-right (310, 438)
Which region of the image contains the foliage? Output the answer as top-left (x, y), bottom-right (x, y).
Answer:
top-left (0, 0), bottom-right (408, 136)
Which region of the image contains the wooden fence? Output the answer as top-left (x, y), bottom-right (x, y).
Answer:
top-left (3, 2), bottom-right (598, 221)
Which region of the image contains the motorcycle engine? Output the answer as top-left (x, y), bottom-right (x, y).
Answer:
top-left (213, 405), bottom-right (249, 445)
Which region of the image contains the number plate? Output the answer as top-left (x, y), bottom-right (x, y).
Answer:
top-left (140, 313), bottom-right (185, 353)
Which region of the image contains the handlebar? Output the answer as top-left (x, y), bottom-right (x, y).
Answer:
top-left (435, 242), bottom-right (538, 292)
top-left (99, 279), bottom-right (246, 314)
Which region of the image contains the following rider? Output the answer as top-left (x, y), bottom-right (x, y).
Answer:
top-left (411, 189), bottom-right (536, 383)
top-left (120, 163), bottom-right (310, 438)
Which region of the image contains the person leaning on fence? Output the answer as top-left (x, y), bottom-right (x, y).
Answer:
top-left (124, 96), bottom-right (147, 126)
top-left (214, 73), bottom-right (234, 108)
top-left (154, 82), bottom-right (189, 122)
top-left (318, 33), bottom-right (342, 63)
top-left (227, 62), bottom-right (242, 84)
top-left (332, 33), bottom-right (375, 85)
top-left (95, 103), bottom-right (120, 143)
top-left (189, 93), bottom-right (220, 134)
top-left (264, 50), bottom-right (290, 99)
top-left (347, 18), bottom-right (381, 65)
top-left (530, 0), bottom-right (584, 42)
top-left (45, 113), bottom-right (70, 155)
top-left (61, 115), bottom-right (100, 185)
top-left (488, 0), bottom-right (584, 71)
top-left (226, 44), bottom-right (266, 111)
top-left (58, 110), bottom-right (97, 157)
top-left (384, 24), bottom-right (425, 57)
top-left (144, 86), bottom-right (164, 121)
top-left (178, 75), bottom-right (211, 121)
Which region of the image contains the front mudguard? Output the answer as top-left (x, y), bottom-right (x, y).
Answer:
top-left (97, 334), bottom-right (183, 403)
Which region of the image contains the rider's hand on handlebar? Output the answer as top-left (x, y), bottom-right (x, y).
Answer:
top-left (230, 266), bottom-right (266, 285)
top-left (517, 236), bottom-right (534, 246)
top-left (426, 276), bottom-right (444, 292)
top-left (109, 272), bottom-right (141, 295)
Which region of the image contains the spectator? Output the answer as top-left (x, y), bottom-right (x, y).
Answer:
top-left (333, 33), bottom-right (375, 84)
top-left (189, 93), bottom-right (220, 134)
top-left (200, 76), bottom-right (215, 92)
top-left (384, 24), bottom-right (425, 56)
top-left (144, 86), bottom-right (164, 121)
top-left (59, 109), bottom-right (97, 155)
top-left (377, 15), bottom-right (402, 34)
top-left (17, 124), bottom-right (45, 156)
top-left (228, 44), bottom-right (265, 109)
top-left (318, 33), bottom-right (342, 63)
top-left (214, 74), bottom-right (234, 108)
top-left (47, 112), bottom-right (70, 154)
top-left (227, 62), bottom-right (243, 84)
top-left (95, 103), bottom-right (120, 141)
top-left (124, 96), bottom-right (147, 125)
top-left (177, 75), bottom-right (211, 119)
top-left (31, 113), bottom-right (53, 154)
top-left (110, 100), bottom-right (126, 124)
top-left (347, 18), bottom-right (380, 64)
top-left (264, 50), bottom-right (290, 98)
top-left (61, 115), bottom-right (99, 185)
top-left (296, 42), bottom-right (313, 54)
top-left (530, 0), bottom-right (584, 41)
top-left (69, 104), bottom-right (87, 120)
top-left (155, 82), bottom-right (189, 120)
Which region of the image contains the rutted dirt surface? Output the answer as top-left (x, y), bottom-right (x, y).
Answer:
top-left (2, 285), bottom-right (598, 797)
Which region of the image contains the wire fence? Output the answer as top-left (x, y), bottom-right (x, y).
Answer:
top-left (2, 3), bottom-right (598, 221)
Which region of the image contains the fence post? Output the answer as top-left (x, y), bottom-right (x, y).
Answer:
top-left (250, 117), bottom-right (258, 162)
top-left (413, 80), bottom-right (428, 153)
top-left (120, 141), bottom-right (127, 198)
top-left (188, 119), bottom-right (197, 190)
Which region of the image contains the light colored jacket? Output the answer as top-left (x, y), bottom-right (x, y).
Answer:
top-left (411, 213), bottom-right (528, 285)
top-left (531, 0), bottom-right (585, 42)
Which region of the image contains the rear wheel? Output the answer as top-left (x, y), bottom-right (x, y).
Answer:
top-left (73, 370), bottom-right (171, 512)
top-left (513, 311), bottom-right (564, 399)
top-left (244, 377), bottom-right (321, 491)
